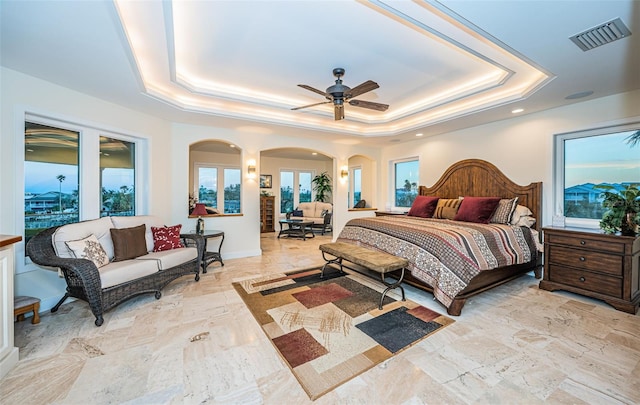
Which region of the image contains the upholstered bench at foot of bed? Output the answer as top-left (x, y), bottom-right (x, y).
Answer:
top-left (319, 242), bottom-right (409, 310)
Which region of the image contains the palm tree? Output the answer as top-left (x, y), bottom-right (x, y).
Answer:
top-left (625, 130), bottom-right (640, 147)
top-left (56, 174), bottom-right (66, 213)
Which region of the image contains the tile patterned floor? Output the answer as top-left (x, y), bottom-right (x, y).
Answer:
top-left (2, 232), bottom-right (639, 404)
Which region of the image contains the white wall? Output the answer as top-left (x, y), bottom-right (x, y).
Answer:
top-left (378, 89), bottom-right (640, 227)
top-left (1, 68), bottom-right (173, 311)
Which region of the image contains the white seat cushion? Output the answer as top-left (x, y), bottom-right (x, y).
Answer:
top-left (135, 247), bottom-right (197, 270)
top-left (98, 257), bottom-right (159, 288)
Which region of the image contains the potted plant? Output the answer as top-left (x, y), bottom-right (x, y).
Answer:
top-left (596, 183), bottom-right (640, 235)
top-left (312, 171), bottom-right (332, 202)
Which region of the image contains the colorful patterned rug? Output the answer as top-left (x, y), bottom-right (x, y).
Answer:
top-left (232, 266), bottom-right (454, 400)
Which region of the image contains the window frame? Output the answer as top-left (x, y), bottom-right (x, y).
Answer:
top-left (349, 165), bottom-right (362, 208)
top-left (193, 162), bottom-right (242, 214)
top-left (390, 157), bottom-right (419, 210)
top-left (554, 121), bottom-right (640, 229)
top-left (18, 112), bottom-right (149, 274)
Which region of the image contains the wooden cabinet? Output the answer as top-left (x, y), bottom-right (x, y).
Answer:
top-left (260, 196), bottom-right (275, 233)
top-left (540, 226), bottom-right (640, 314)
top-left (1, 235), bottom-right (22, 379)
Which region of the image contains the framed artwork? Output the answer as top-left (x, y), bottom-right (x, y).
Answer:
top-left (260, 174), bottom-right (272, 188)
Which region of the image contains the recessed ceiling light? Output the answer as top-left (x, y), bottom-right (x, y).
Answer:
top-left (26, 148), bottom-right (34, 152)
top-left (565, 91), bottom-right (594, 100)
top-left (416, 133), bottom-right (423, 137)
top-left (511, 108), bottom-right (524, 114)
top-left (229, 144), bottom-right (236, 148)
top-left (312, 152), bottom-right (318, 155)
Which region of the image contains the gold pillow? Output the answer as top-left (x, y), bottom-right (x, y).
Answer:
top-left (433, 198), bottom-right (462, 220)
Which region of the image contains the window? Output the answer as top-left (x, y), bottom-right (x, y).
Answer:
top-left (23, 116), bottom-right (146, 264)
top-left (280, 170), bottom-right (313, 213)
top-left (194, 164), bottom-right (241, 213)
top-left (555, 124), bottom-right (640, 228)
top-left (350, 167), bottom-right (362, 207)
top-left (100, 136), bottom-right (136, 217)
top-left (392, 158), bottom-right (419, 208)
top-left (25, 123), bottom-right (80, 244)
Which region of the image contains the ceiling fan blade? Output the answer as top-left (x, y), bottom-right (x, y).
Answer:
top-left (349, 99), bottom-right (389, 111)
top-left (297, 84), bottom-right (328, 98)
top-left (347, 80), bottom-right (379, 98)
top-left (334, 104), bottom-right (344, 120)
top-left (291, 101), bottom-right (331, 111)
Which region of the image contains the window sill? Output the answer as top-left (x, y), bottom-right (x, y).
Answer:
top-left (348, 208), bottom-right (378, 212)
top-left (188, 213), bottom-right (243, 218)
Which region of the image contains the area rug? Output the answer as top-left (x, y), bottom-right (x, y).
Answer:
top-left (232, 266), bottom-right (454, 400)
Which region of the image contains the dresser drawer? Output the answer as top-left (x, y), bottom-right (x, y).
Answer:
top-left (548, 266), bottom-right (622, 298)
top-left (547, 245), bottom-right (623, 275)
top-left (545, 233), bottom-right (625, 254)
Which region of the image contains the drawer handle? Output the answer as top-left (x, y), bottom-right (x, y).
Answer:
top-left (579, 256), bottom-right (586, 262)
top-left (580, 240), bottom-right (586, 245)
top-left (579, 277), bottom-right (586, 282)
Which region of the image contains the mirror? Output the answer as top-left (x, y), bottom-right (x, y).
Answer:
top-left (189, 140), bottom-right (242, 215)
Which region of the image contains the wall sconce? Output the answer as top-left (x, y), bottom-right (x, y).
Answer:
top-left (247, 159), bottom-right (256, 178)
top-left (340, 166), bottom-right (348, 183)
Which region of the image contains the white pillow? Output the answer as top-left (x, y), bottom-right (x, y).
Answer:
top-left (65, 234), bottom-right (110, 268)
top-left (510, 204), bottom-right (533, 225)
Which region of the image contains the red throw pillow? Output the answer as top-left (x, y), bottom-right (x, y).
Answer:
top-left (407, 196), bottom-right (440, 218)
top-left (151, 224), bottom-right (183, 252)
top-left (454, 197), bottom-right (502, 224)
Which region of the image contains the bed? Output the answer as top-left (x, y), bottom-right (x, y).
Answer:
top-left (337, 159), bottom-right (543, 316)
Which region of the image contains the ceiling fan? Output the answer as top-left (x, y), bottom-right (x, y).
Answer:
top-left (292, 68), bottom-right (389, 120)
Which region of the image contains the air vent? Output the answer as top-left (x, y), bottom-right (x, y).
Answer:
top-left (570, 17), bottom-right (631, 51)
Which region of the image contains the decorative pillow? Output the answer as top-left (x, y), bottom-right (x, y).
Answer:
top-left (151, 224), bottom-right (183, 252)
top-left (292, 209), bottom-right (303, 217)
top-left (354, 200), bottom-right (366, 209)
top-left (454, 197), bottom-right (502, 224)
top-left (407, 196), bottom-right (440, 218)
top-left (510, 204), bottom-right (533, 225)
top-left (515, 215), bottom-right (536, 227)
top-left (490, 197), bottom-right (519, 224)
top-left (433, 198), bottom-right (462, 220)
top-left (110, 224), bottom-right (148, 261)
top-left (65, 234), bottom-right (110, 268)
top-left (321, 209), bottom-right (329, 217)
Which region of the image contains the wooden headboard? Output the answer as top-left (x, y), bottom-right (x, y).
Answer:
top-left (418, 159), bottom-right (542, 230)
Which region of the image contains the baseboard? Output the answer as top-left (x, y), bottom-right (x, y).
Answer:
top-left (222, 249), bottom-right (262, 260)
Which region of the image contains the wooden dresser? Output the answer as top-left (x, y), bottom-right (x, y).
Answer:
top-left (540, 226), bottom-right (640, 314)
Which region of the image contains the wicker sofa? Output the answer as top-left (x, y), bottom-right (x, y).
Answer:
top-left (287, 201), bottom-right (333, 234)
top-left (26, 215), bottom-right (204, 326)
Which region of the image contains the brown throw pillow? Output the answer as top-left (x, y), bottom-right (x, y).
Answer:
top-left (110, 224), bottom-right (148, 261)
top-left (433, 198), bottom-right (461, 219)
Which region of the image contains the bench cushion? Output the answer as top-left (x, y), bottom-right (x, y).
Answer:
top-left (319, 242), bottom-right (408, 274)
top-left (53, 217), bottom-right (115, 260)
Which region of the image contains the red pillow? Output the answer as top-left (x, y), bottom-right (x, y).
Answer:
top-left (151, 224), bottom-right (183, 252)
top-left (407, 196), bottom-right (440, 218)
top-left (454, 197), bottom-right (502, 224)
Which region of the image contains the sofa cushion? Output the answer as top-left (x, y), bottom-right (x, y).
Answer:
top-left (314, 202), bottom-right (333, 218)
top-left (111, 215), bottom-right (164, 253)
top-left (52, 217), bottom-right (115, 260)
top-left (111, 224), bottom-right (148, 261)
top-left (98, 259), bottom-right (159, 289)
top-left (151, 224), bottom-right (183, 252)
top-left (136, 247), bottom-right (198, 270)
top-left (65, 234), bottom-right (110, 268)
top-left (297, 202), bottom-right (316, 219)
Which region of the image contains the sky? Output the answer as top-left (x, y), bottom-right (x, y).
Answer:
top-left (564, 131), bottom-right (640, 187)
top-left (25, 162), bottom-right (134, 194)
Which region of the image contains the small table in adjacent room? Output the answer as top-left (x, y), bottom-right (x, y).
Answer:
top-left (199, 230), bottom-right (225, 273)
top-left (278, 219), bottom-right (315, 240)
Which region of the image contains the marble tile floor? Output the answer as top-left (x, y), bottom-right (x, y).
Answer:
top-left (2, 232), bottom-right (639, 404)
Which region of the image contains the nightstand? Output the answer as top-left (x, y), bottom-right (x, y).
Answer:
top-left (540, 226), bottom-right (640, 314)
top-left (374, 211), bottom-right (408, 217)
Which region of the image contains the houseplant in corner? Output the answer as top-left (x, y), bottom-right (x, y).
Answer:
top-left (312, 171), bottom-right (332, 202)
top-left (597, 183), bottom-right (640, 236)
